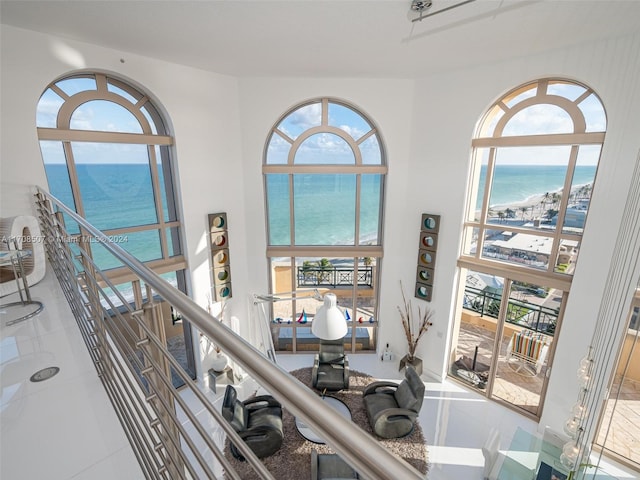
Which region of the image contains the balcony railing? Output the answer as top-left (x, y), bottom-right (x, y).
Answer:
top-left (34, 188), bottom-right (422, 480)
top-left (297, 266), bottom-right (373, 288)
top-left (463, 286), bottom-right (559, 335)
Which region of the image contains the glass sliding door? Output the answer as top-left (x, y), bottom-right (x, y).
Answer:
top-left (491, 280), bottom-right (559, 416)
top-left (449, 269), bottom-right (502, 392)
top-left (450, 268), bottom-right (562, 417)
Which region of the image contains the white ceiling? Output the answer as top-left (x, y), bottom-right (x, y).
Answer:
top-left (2, 0), bottom-right (640, 78)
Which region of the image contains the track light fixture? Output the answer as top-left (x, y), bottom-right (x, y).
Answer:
top-left (411, 0), bottom-right (433, 12)
top-left (411, 0), bottom-right (477, 22)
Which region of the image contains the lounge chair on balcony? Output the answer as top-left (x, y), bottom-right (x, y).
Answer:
top-left (505, 330), bottom-right (549, 376)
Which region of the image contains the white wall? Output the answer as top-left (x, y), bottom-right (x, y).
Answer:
top-left (0, 26), bottom-right (249, 363)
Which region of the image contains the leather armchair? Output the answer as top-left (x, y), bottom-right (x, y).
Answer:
top-left (362, 366), bottom-right (424, 439)
top-left (311, 339), bottom-right (350, 391)
top-left (311, 449), bottom-right (359, 479)
top-left (221, 385), bottom-right (284, 460)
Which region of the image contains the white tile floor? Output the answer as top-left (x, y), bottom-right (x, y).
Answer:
top-left (2, 270), bottom-right (638, 479)
top-left (0, 269), bottom-right (140, 479)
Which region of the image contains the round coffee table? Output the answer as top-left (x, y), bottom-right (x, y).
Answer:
top-left (295, 396), bottom-right (351, 444)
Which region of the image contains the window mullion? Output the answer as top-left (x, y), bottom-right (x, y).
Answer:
top-left (355, 174), bottom-right (361, 246)
top-left (63, 142), bottom-right (86, 219)
top-left (548, 145), bottom-right (580, 273)
top-left (50, 84), bottom-right (69, 100)
top-left (63, 140), bottom-right (94, 262)
top-left (289, 174), bottom-right (295, 247)
top-left (473, 132), bottom-right (605, 148)
top-left (148, 145), bottom-right (168, 260)
top-left (95, 73), bottom-right (108, 92)
top-left (321, 98), bottom-right (328, 126)
top-left (478, 147), bottom-right (496, 233)
top-left (38, 128), bottom-right (173, 146)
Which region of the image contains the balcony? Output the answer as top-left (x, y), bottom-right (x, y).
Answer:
top-left (297, 265), bottom-right (374, 289)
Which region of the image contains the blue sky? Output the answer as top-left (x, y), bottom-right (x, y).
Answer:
top-left (37, 78), bottom-right (604, 167)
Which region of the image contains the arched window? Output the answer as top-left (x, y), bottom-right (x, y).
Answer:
top-left (462, 78), bottom-right (605, 275)
top-left (452, 79), bottom-right (606, 418)
top-left (36, 72), bottom-right (193, 387)
top-left (36, 73), bottom-right (184, 274)
top-left (263, 98), bottom-right (386, 353)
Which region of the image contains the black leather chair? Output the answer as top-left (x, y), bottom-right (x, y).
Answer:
top-left (311, 338), bottom-right (350, 391)
top-left (311, 449), bottom-right (359, 479)
top-left (221, 385), bottom-right (284, 460)
top-left (362, 366), bottom-right (424, 439)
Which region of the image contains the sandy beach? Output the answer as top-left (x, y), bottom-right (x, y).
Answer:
top-left (481, 182), bottom-right (593, 222)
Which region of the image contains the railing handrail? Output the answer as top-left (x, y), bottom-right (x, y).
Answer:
top-left (297, 265), bottom-right (374, 288)
top-left (36, 188), bottom-right (424, 480)
top-left (463, 285), bottom-right (559, 335)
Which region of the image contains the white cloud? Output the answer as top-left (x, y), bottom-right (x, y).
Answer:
top-left (288, 103), bottom-right (322, 130)
top-left (504, 104), bottom-right (573, 136)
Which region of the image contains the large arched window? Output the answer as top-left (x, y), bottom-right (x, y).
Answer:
top-left (263, 98), bottom-right (386, 353)
top-left (461, 79), bottom-right (605, 276)
top-left (452, 79), bottom-right (606, 418)
top-left (36, 73), bottom-right (194, 387)
top-left (36, 72), bottom-right (184, 275)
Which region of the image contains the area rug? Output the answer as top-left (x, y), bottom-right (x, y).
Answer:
top-left (223, 367), bottom-right (429, 479)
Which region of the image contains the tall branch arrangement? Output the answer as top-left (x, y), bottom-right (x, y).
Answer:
top-left (398, 281), bottom-right (434, 361)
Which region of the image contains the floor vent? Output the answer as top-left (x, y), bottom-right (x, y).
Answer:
top-left (30, 366), bottom-right (60, 382)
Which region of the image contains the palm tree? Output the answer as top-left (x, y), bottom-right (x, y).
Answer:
top-left (545, 208), bottom-right (558, 220)
top-left (497, 211), bottom-right (506, 222)
top-left (519, 206), bottom-right (528, 220)
top-left (538, 199), bottom-right (546, 218)
top-left (302, 260), bottom-right (315, 283)
top-left (317, 258), bottom-right (333, 283)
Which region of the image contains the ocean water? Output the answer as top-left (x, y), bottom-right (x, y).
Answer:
top-left (44, 163), bottom-right (172, 270)
top-left (478, 164), bottom-right (597, 209)
top-left (45, 163), bottom-right (597, 257)
top-left (265, 173), bottom-right (382, 246)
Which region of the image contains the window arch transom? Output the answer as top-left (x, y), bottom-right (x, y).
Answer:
top-left (36, 72), bottom-right (183, 274)
top-left (264, 98), bottom-right (386, 249)
top-left (461, 78), bottom-right (606, 281)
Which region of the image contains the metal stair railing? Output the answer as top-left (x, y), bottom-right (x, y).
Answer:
top-left (34, 187), bottom-right (425, 480)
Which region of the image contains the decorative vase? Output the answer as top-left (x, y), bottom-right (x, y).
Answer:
top-left (211, 352), bottom-right (228, 372)
top-left (399, 354), bottom-right (423, 375)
